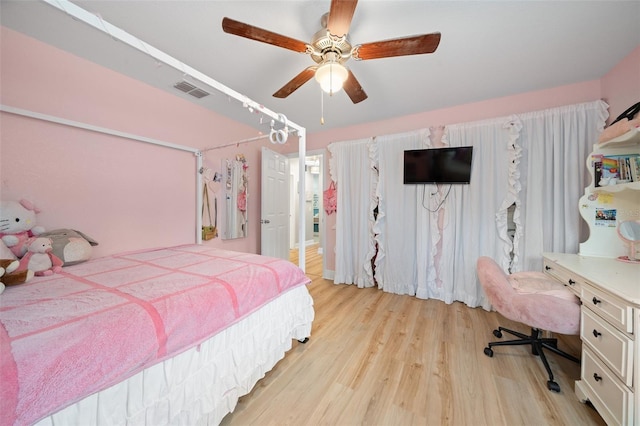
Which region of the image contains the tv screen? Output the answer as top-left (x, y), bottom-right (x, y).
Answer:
top-left (403, 146), bottom-right (473, 184)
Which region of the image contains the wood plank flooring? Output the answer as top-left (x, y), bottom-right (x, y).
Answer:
top-left (220, 244), bottom-right (605, 426)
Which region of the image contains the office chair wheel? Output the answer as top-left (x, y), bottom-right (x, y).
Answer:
top-left (484, 347), bottom-right (494, 357)
top-left (493, 329), bottom-right (503, 338)
top-left (547, 380), bottom-right (560, 393)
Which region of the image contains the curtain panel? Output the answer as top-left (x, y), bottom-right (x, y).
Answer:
top-left (328, 138), bottom-right (378, 287)
top-left (513, 100), bottom-right (608, 272)
top-left (373, 129), bottom-right (431, 296)
top-left (437, 117), bottom-right (521, 309)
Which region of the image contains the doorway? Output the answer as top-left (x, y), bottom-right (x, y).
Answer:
top-left (288, 151), bottom-right (324, 271)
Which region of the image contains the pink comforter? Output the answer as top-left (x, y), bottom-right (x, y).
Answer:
top-left (0, 245), bottom-right (310, 426)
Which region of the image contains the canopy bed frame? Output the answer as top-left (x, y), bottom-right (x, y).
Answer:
top-left (1, 1), bottom-right (313, 424)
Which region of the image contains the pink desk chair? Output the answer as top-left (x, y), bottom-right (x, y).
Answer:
top-left (477, 256), bottom-right (581, 392)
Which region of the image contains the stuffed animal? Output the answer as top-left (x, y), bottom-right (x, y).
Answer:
top-left (0, 239), bottom-right (16, 260)
top-left (17, 237), bottom-right (63, 276)
top-left (0, 200), bottom-right (45, 258)
top-left (38, 229), bottom-right (98, 266)
top-left (0, 258), bottom-right (34, 294)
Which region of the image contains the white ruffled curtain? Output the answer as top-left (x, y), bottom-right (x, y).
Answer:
top-left (435, 117), bottom-right (521, 309)
top-left (512, 100), bottom-right (608, 272)
top-left (328, 138), bottom-right (377, 287)
top-left (373, 129), bottom-right (431, 295)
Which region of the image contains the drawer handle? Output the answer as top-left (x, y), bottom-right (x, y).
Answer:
top-left (592, 297), bottom-right (601, 305)
top-left (592, 329), bottom-right (602, 338)
top-left (568, 279), bottom-right (575, 286)
top-left (593, 373), bottom-right (603, 382)
top-left (545, 265), bottom-right (551, 271)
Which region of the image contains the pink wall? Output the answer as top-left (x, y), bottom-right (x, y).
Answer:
top-left (0, 27), bottom-right (284, 257)
top-left (601, 45), bottom-right (640, 125)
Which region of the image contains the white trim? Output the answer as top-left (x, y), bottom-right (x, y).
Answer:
top-left (323, 269), bottom-right (335, 281)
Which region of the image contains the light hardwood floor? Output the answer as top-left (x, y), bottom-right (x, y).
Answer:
top-left (221, 244), bottom-right (605, 426)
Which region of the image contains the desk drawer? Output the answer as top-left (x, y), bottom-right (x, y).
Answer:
top-left (581, 347), bottom-right (632, 426)
top-left (542, 259), bottom-right (582, 295)
top-left (582, 284), bottom-right (633, 334)
top-left (581, 308), bottom-right (633, 386)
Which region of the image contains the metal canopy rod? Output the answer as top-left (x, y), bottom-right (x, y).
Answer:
top-left (42, 0), bottom-right (307, 269)
top-left (43, 0), bottom-right (305, 135)
top-left (0, 104), bottom-right (200, 154)
top-left (201, 134), bottom-right (270, 153)
top-left (0, 103), bottom-right (206, 247)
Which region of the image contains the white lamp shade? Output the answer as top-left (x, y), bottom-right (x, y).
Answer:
top-left (315, 62), bottom-right (348, 94)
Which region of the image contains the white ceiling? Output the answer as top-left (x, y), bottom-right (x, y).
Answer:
top-left (1, 1), bottom-right (639, 135)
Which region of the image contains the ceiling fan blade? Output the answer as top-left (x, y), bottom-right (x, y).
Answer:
top-left (222, 17), bottom-right (308, 53)
top-left (343, 69), bottom-right (367, 104)
top-left (354, 32), bottom-right (441, 60)
top-left (327, 0), bottom-right (358, 37)
top-left (273, 67), bottom-right (318, 98)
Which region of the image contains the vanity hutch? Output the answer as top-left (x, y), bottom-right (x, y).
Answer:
top-left (543, 128), bottom-right (640, 426)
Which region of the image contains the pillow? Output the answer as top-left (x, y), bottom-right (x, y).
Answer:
top-left (37, 229), bottom-right (98, 266)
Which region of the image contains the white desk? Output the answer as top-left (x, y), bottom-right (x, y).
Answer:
top-left (543, 253), bottom-right (640, 426)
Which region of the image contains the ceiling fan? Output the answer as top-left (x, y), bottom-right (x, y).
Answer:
top-left (222, 0), bottom-right (441, 104)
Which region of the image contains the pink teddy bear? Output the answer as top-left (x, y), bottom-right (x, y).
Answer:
top-left (17, 237), bottom-right (63, 276)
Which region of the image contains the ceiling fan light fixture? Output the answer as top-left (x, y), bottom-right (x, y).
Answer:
top-left (315, 61), bottom-right (348, 95)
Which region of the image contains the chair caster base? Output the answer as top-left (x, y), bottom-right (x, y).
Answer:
top-left (547, 380), bottom-right (560, 392)
top-left (493, 329), bottom-right (502, 338)
top-left (484, 347), bottom-right (494, 357)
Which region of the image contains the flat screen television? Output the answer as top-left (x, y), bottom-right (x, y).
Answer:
top-left (403, 146), bottom-right (473, 184)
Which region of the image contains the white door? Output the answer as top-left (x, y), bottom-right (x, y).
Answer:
top-left (261, 147), bottom-right (290, 259)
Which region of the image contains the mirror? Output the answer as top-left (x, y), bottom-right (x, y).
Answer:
top-left (222, 156), bottom-right (248, 239)
top-left (617, 220), bottom-right (640, 262)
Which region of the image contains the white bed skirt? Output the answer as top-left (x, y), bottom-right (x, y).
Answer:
top-left (34, 285), bottom-right (314, 426)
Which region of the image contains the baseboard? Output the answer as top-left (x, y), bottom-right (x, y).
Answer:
top-left (292, 239), bottom-right (319, 249)
top-left (323, 269), bottom-right (334, 281)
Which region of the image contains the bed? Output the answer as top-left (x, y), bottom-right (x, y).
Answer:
top-left (0, 244), bottom-right (314, 426)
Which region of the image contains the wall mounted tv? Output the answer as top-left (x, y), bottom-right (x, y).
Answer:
top-left (403, 146), bottom-right (474, 184)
